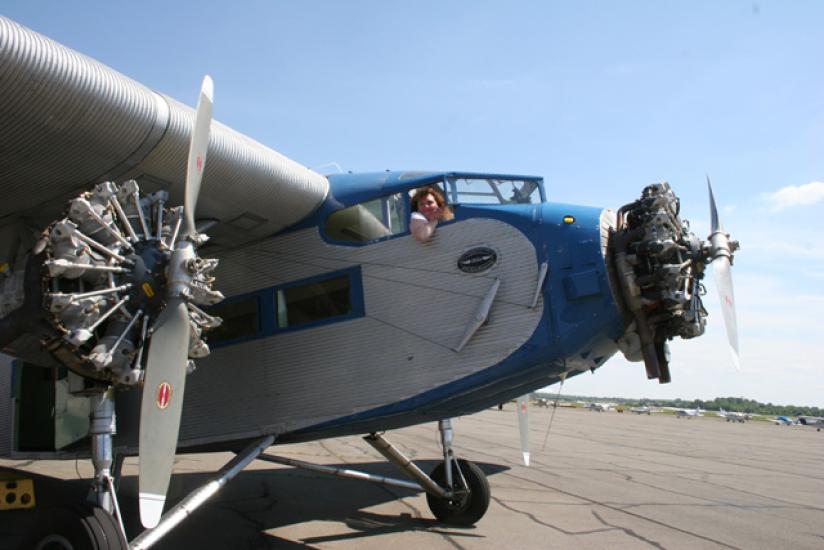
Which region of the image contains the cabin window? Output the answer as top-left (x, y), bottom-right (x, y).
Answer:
top-left (276, 273), bottom-right (352, 328)
top-left (204, 269), bottom-right (362, 348)
top-left (324, 192), bottom-right (407, 242)
top-left (205, 296), bottom-right (260, 343)
top-left (445, 177), bottom-right (542, 205)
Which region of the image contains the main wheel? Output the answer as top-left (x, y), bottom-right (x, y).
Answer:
top-left (426, 459), bottom-right (490, 526)
top-left (20, 504), bottom-right (127, 550)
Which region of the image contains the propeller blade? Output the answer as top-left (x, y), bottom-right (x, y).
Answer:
top-left (517, 396), bottom-right (530, 466)
top-left (708, 176), bottom-right (720, 233)
top-left (713, 255), bottom-right (740, 370)
top-left (707, 178), bottom-right (740, 371)
top-left (138, 298), bottom-right (191, 528)
top-left (184, 75), bottom-right (214, 239)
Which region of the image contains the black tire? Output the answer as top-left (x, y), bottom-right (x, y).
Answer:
top-left (20, 504), bottom-right (127, 550)
top-left (426, 459), bottom-right (490, 526)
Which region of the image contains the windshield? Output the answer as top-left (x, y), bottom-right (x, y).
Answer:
top-left (444, 177), bottom-right (543, 205)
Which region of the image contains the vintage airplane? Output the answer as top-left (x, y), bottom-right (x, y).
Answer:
top-left (630, 405), bottom-right (653, 415)
top-left (0, 15), bottom-right (740, 549)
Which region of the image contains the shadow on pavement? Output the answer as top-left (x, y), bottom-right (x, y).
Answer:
top-left (1, 460), bottom-right (508, 549)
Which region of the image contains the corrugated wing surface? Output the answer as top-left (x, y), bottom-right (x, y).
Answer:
top-left (0, 16), bottom-right (328, 244)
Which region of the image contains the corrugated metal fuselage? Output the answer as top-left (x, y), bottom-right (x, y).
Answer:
top-left (158, 175), bottom-right (627, 449)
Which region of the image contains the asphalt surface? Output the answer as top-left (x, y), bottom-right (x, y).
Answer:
top-left (1, 405), bottom-right (823, 549)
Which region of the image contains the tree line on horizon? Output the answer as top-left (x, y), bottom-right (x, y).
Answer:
top-left (536, 394), bottom-right (823, 418)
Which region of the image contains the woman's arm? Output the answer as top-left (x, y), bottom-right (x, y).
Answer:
top-left (410, 212), bottom-right (438, 242)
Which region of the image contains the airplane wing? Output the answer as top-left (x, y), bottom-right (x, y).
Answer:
top-left (0, 16), bottom-right (329, 256)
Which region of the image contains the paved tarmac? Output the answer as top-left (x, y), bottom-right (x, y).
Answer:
top-left (2, 405), bottom-right (823, 549)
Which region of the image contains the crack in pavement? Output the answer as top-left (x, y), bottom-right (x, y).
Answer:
top-left (591, 509), bottom-right (668, 549)
top-left (500, 470), bottom-right (744, 549)
top-left (493, 496), bottom-right (620, 536)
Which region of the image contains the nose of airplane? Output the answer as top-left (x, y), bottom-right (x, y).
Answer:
top-left (537, 201), bottom-right (626, 371)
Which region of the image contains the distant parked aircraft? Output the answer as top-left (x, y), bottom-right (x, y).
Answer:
top-left (672, 407), bottom-right (703, 418)
top-left (630, 406), bottom-right (652, 415)
top-left (716, 408), bottom-right (751, 423)
top-left (798, 416), bottom-right (824, 431)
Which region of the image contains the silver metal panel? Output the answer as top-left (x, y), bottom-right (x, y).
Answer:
top-left (178, 219), bottom-right (542, 445)
top-left (0, 16), bottom-right (328, 245)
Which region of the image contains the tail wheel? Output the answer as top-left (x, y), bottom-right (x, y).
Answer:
top-left (426, 459), bottom-right (490, 526)
top-left (21, 504), bottom-right (127, 550)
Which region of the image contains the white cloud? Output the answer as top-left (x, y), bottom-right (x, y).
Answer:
top-left (746, 238), bottom-right (824, 261)
top-left (764, 181), bottom-right (824, 211)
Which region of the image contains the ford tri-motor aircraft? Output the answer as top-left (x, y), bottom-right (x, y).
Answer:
top-left (0, 16), bottom-right (740, 549)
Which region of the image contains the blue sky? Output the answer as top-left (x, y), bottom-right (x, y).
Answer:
top-left (4, 2), bottom-right (823, 406)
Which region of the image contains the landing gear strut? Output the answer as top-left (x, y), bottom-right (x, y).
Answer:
top-left (20, 387), bottom-right (129, 550)
top-left (425, 419), bottom-right (490, 525)
top-left (262, 419), bottom-right (492, 526)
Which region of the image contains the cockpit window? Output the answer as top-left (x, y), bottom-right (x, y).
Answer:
top-left (445, 177), bottom-right (542, 205)
top-left (324, 192), bottom-right (407, 243)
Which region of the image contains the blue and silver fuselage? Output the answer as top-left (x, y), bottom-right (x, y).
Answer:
top-left (186, 171), bottom-right (627, 443)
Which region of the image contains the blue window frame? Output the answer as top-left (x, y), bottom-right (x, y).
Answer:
top-left (275, 267), bottom-right (364, 331)
top-left (207, 266), bottom-right (364, 348)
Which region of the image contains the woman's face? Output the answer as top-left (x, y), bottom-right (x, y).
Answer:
top-left (418, 193), bottom-right (441, 222)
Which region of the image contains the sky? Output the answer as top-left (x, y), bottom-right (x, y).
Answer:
top-left (3, 1), bottom-right (823, 407)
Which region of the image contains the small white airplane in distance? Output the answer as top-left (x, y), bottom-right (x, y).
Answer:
top-left (717, 408), bottom-right (751, 423)
top-left (630, 406), bottom-right (652, 415)
top-left (673, 407), bottom-right (703, 418)
top-left (772, 416), bottom-right (799, 426)
top-left (798, 416), bottom-right (824, 431)
top-left (584, 402), bottom-right (611, 412)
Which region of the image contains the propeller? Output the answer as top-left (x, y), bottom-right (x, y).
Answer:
top-left (706, 178), bottom-right (740, 371)
top-left (516, 396), bottom-right (530, 466)
top-left (138, 75), bottom-right (214, 528)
